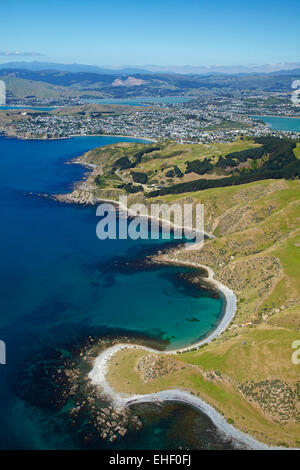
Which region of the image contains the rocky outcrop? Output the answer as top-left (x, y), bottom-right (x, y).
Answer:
top-left (56, 188), bottom-right (99, 205)
top-left (136, 354), bottom-right (187, 382)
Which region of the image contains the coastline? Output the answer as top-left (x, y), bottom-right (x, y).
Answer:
top-left (82, 195), bottom-right (213, 245)
top-left (70, 133), bottom-right (157, 143)
top-left (249, 114), bottom-right (300, 120)
top-left (88, 263), bottom-right (266, 447)
top-left (0, 131), bottom-right (156, 143)
top-left (125, 390), bottom-right (285, 450)
top-left (57, 150), bottom-right (266, 448)
top-left (57, 141), bottom-right (294, 450)
top-left (87, 284), bottom-right (292, 452)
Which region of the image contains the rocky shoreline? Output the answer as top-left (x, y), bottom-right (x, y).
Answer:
top-left (52, 150), bottom-right (245, 447)
top-left (85, 263), bottom-right (261, 447)
top-left (0, 130), bottom-right (156, 143)
top-left (53, 147), bottom-right (289, 449)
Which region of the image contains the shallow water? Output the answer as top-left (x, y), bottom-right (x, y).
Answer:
top-left (251, 115), bottom-right (300, 132)
top-left (0, 135), bottom-right (231, 450)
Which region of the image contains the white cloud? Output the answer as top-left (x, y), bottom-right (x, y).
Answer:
top-left (0, 51), bottom-right (43, 57)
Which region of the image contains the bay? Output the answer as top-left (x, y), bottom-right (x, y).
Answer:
top-left (251, 115), bottom-right (300, 132)
top-left (0, 135), bottom-right (232, 450)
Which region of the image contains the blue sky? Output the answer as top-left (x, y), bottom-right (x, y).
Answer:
top-left (0, 0), bottom-right (299, 66)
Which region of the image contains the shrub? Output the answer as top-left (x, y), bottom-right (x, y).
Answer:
top-left (131, 171), bottom-right (148, 184)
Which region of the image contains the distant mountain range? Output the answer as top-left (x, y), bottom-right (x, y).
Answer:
top-left (134, 63), bottom-right (300, 75)
top-left (0, 61), bottom-right (153, 75)
top-left (1, 62), bottom-right (300, 102)
top-left (0, 61), bottom-right (300, 76)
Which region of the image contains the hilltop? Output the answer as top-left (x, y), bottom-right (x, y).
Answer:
top-left (59, 137), bottom-right (300, 204)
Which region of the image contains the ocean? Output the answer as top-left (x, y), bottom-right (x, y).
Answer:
top-left (0, 135), bottom-right (238, 450)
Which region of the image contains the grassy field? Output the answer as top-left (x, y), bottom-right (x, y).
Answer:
top-left (0, 75), bottom-right (113, 101)
top-left (132, 138), bottom-right (260, 182)
top-left (75, 138), bottom-right (263, 198)
top-left (72, 136), bottom-right (300, 203)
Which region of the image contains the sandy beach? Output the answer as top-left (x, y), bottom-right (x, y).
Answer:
top-left (88, 257), bottom-right (295, 450)
top-left (87, 264), bottom-right (273, 449)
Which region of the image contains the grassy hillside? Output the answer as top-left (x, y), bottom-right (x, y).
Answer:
top-left (147, 137), bottom-right (300, 197)
top-left (62, 140), bottom-right (300, 445)
top-left (72, 138), bottom-right (265, 200)
top-left (1, 68), bottom-right (300, 97)
top-left (68, 137), bottom-right (300, 206)
top-left (104, 178), bottom-right (300, 448)
top-left (0, 75), bottom-right (109, 101)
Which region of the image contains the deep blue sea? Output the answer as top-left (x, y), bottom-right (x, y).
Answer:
top-left (0, 135), bottom-right (236, 450)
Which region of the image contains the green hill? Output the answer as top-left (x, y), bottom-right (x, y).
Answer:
top-left (105, 178), bottom-right (300, 448)
top-left (63, 139), bottom-right (300, 446)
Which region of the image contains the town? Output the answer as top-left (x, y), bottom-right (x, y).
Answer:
top-left (1, 90), bottom-right (300, 144)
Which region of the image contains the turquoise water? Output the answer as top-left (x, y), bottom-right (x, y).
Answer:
top-left (251, 115), bottom-right (300, 132)
top-left (0, 135), bottom-right (225, 449)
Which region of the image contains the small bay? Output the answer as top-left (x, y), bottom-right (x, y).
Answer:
top-left (251, 115), bottom-right (300, 132)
